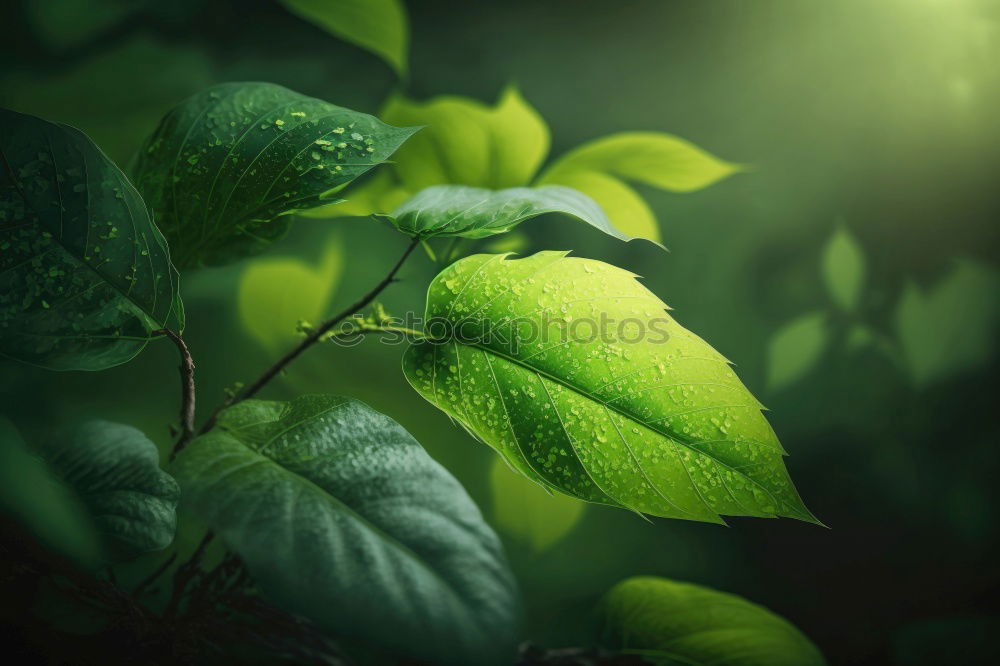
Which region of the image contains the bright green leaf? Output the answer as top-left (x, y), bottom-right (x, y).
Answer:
top-left (0, 416), bottom-right (102, 569)
top-left (381, 86), bottom-right (550, 191)
top-left (132, 82), bottom-right (418, 268)
top-left (0, 108), bottom-right (183, 371)
top-left (537, 169), bottom-right (661, 243)
top-left (237, 237), bottom-right (343, 351)
top-left (173, 395), bottom-right (520, 665)
top-left (822, 225), bottom-right (866, 311)
top-left (541, 131), bottom-right (742, 193)
top-left (280, 0), bottom-right (409, 77)
top-left (37, 420), bottom-right (179, 561)
top-left (601, 576), bottom-right (826, 666)
top-left (490, 456), bottom-right (585, 552)
top-left (297, 168), bottom-right (409, 219)
top-left (403, 252), bottom-right (817, 525)
top-left (381, 184), bottom-right (634, 243)
top-left (766, 312), bottom-right (828, 392)
top-left (895, 260), bottom-right (999, 387)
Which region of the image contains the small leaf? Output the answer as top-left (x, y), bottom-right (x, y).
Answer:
top-left (822, 225), bottom-right (866, 311)
top-left (297, 168), bottom-right (409, 219)
top-left (381, 86), bottom-right (550, 191)
top-left (0, 416), bottom-right (101, 568)
top-left (280, 0), bottom-right (409, 77)
top-left (403, 252), bottom-right (817, 524)
top-left (537, 169), bottom-right (661, 242)
top-left (37, 420), bottom-right (179, 561)
top-left (381, 184), bottom-right (635, 243)
top-left (490, 456), bottom-right (585, 552)
top-left (173, 395), bottom-right (520, 665)
top-left (0, 108), bottom-right (183, 371)
top-left (766, 312), bottom-right (829, 392)
top-left (541, 131), bottom-right (741, 193)
top-left (894, 260), bottom-right (999, 387)
top-left (601, 576), bottom-right (826, 666)
top-left (238, 237), bottom-right (344, 351)
top-left (132, 82), bottom-right (418, 268)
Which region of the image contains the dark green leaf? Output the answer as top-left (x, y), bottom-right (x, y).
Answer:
top-left (38, 420), bottom-right (179, 562)
top-left (0, 416), bottom-right (102, 568)
top-left (132, 82), bottom-right (418, 267)
top-left (279, 0), bottom-right (409, 77)
top-left (0, 108), bottom-right (182, 371)
top-left (601, 576), bottom-right (825, 666)
top-left (403, 252), bottom-right (817, 525)
top-left (380, 184), bottom-right (634, 242)
top-left (173, 394), bottom-right (520, 665)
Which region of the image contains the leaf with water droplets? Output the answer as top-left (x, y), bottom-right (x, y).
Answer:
top-left (380, 184), bottom-right (639, 244)
top-left (132, 82), bottom-right (418, 268)
top-left (0, 108), bottom-right (183, 371)
top-left (600, 576), bottom-right (826, 665)
top-left (37, 420), bottom-right (179, 562)
top-left (403, 252), bottom-right (817, 525)
top-left (173, 394), bottom-right (520, 665)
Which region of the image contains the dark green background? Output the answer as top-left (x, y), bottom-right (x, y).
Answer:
top-left (2, 1), bottom-right (998, 664)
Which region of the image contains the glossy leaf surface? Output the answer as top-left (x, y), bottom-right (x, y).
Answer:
top-left (173, 395), bottom-right (520, 665)
top-left (601, 576), bottom-right (825, 666)
top-left (132, 82), bottom-right (417, 267)
top-left (0, 108), bottom-right (182, 371)
top-left (381, 184), bottom-right (630, 242)
top-left (403, 252), bottom-right (817, 524)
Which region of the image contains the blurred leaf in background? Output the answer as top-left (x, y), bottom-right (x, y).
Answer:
top-left (279, 0), bottom-right (408, 78)
top-left (766, 312), bottom-right (829, 392)
top-left (894, 259), bottom-right (1000, 387)
top-left (891, 615), bottom-right (999, 666)
top-left (238, 236), bottom-right (344, 353)
top-left (21, 0), bottom-right (146, 50)
top-left (822, 224), bottom-right (866, 312)
top-left (490, 457), bottom-right (585, 554)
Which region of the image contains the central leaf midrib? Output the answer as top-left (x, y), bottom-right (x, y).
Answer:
top-left (457, 340), bottom-right (784, 509)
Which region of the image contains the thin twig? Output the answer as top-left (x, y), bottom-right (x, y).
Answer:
top-left (198, 236), bottom-right (420, 434)
top-left (153, 328), bottom-right (196, 458)
top-left (132, 551), bottom-right (178, 600)
top-left (163, 531), bottom-right (214, 618)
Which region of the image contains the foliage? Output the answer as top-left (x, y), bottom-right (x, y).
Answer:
top-left (601, 576), bottom-right (825, 666)
top-left (403, 252), bottom-right (817, 524)
top-left (0, 108), bottom-right (182, 371)
top-left (132, 81), bottom-right (417, 268)
top-left (173, 395), bottom-right (519, 666)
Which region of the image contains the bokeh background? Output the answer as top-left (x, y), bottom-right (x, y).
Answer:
top-left (2, 1), bottom-right (999, 664)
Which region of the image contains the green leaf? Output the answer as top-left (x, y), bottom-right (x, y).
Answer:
top-left (0, 416), bottom-right (102, 568)
top-left (490, 456), bottom-right (585, 552)
top-left (541, 131), bottom-right (742, 193)
top-left (601, 576), bottom-right (826, 666)
top-left (173, 395), bottom-right (520, 665)
top-left (380, 184), bottom-right (635, 243)
top-left (766, 312), bottom-right (828, 392)
top-left (535, 169), bottom-right (661, 242)
top-left (0, 108), bottom-right (183, 371)
top-left (297, 168), bottom-right (409, 219)
top-left (37, 420), bottom-right (179, 561)
top-left (132, 82), bottom-right (418, 268)
top-left (237, 237), bottom-right (344, 351)
top-left (402, 252), bottom-right (817, 525)
top-left (381, 86), bottom-right (550, 191)
top-left (821, 225), bottom-right (866, 311)
top-left (894, 260), bottom-right (999, 387)
top-left (279, 0), bottom-right (409, 77)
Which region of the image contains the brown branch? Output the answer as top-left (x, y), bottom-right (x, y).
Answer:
top-left (198, 236), bottom-right (420, 435)
top-left (153, 328), bottom-right (196, 458)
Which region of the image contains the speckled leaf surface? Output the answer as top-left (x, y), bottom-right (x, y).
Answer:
top-left (381, 184), bottom-right (631, 242)
top-left (172, 395), bottom-right (520, 666)
top-left (0, 109), bottom-right (182, 371)
top-left (601, 577), bottom-right (825, 665)
top-left (38, 420), bottom-right (179, 562)
top-left (402, 252), bottom-right (817, 524)
top-left (132, 82), bottom-right (417, 267)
